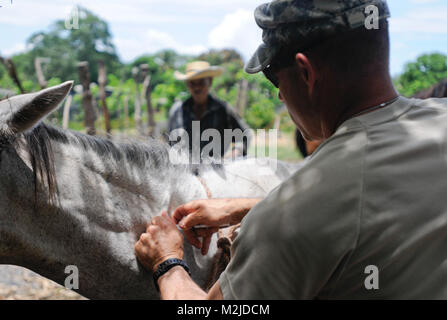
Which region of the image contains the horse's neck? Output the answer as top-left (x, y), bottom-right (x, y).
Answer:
top-left (1, 138), bottom-right (212, 299)
top-left (0, 135), bottom-right (298, 299)
top-left (50, 138), bottom-right (206, 217)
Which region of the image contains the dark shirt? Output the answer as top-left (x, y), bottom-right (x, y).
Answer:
top-left (167, 95), bottom-right (251, 158)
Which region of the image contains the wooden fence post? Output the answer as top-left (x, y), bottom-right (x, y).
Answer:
top-left (132, 66), bottom-right (143, 135)
top-left (34, 57), bottom-right (50, 89)
top-left (124, 96), bottom-right (129, 132)
top-left (98, 60), bottom-right (111, 134)
top-left (236, 79), bottom-right (249, 117)
top-left (62, 94), bottom-right (73, 130)
top-left (77, 61), bottom-right (96, 136)
top-left (140, 64), bottom-right (155, 136)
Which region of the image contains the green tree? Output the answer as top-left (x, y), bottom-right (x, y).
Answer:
top-left (22, 6), bottom-right (122, 83)
top-left (395, 53), bottom-right (447, 97)
top-left (123, 51), bottom-right (189, 118)
top-left (0, 62), bottom-right (4, 80)
top-left (155, 49), bottom-right (190, 70)
top-left (242, 72), bottom-right (280, 129)
top-left (199, 49), bottom-right (244, 94)
top-left (151, 69), bottom-right (187, 115)
top-left (0, 58), bottom-right (23, 93)
top-left (198, 49), bottom-right (244, 67)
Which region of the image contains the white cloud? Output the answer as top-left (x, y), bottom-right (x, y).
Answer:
top-left (1, 43), bottom-right (26, 57)
top-left (116, 29), bottom-right (207, 61)
top-left (116, 8), bottom-right (264, 62)
top-left (143, 29), bottom-right (207, 55)
top-left (208, 9), bottom-right (262, 60)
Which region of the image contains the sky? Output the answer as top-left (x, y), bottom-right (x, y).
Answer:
top-left (0, 0), bottom-right (446, 76)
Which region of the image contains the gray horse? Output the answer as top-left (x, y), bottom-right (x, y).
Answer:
top-left (0, 82), bottom-right (300, 299)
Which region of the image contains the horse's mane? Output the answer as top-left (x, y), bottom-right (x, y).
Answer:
top-left (16, 123), bottom-right (191, 204)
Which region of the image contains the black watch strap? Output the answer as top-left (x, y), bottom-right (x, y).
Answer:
top-left (153, 258), bottom-right (191, 291)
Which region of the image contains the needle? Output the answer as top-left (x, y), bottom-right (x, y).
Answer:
top-left (192, 224), bottom-right (231, 230)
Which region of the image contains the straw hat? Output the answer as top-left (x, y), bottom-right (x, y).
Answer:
top-left (174, 61), bottom-right (224, 81)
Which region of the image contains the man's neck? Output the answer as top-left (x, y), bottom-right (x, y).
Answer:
top-left (325, 77), bottom-right (399, 137)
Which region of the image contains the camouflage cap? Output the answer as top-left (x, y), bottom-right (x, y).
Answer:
top-left (245, 0), bottom-right (390, 74)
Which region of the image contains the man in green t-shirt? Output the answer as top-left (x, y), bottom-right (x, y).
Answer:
top-left (135, 0), bottom-right (447, 299)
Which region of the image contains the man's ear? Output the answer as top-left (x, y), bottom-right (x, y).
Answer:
top-left (0, 81), bottom-right (73, 135)
top-left (296, 53), bottom-right (317, 96)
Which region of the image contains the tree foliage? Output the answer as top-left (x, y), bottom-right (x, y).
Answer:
top-left (395, 53), bottom-right (447, 97)
top-left (19, 6), bottom-right (121, 84)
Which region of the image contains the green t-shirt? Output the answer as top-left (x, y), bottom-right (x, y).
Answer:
top-left (219, 96), bottom-right (447, 299)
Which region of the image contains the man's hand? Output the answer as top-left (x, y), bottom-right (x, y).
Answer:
top-left (172, 198), bottom-right (262, 255)
top-left (135, 211), bottom-right (184, 273)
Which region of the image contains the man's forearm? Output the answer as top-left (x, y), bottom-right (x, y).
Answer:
top-left (158, 266), bottom-right (222, 300)
top-left (226, 198), bottom-right (262, 225)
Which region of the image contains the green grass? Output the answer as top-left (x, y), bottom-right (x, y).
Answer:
top-left (276, 144), bottom-right (303, 162)
top-left (248, 131), bottom-right (303, 163)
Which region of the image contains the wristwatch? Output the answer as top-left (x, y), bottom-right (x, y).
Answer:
top-left (153, 258), bottom-right (191, 291)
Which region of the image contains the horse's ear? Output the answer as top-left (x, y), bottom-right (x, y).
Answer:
top-left (0, 81), bottom-right (73, 135)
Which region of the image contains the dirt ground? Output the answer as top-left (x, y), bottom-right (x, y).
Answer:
top-left (0, 265), bottom-right (86, 300)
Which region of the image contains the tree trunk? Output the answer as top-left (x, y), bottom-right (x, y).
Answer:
top-left (34, 57), bottom-right (49, 89)
top-left (77, 61), bottom-right (96, 136)
top-left (0, 56), bottom-right (25, 94)
top-left (98, 60), bottom-right (111, 134)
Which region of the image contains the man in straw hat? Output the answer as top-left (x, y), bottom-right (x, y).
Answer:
top-left (136, 0), bottom-right (447, 299)
top-left (167, 60), bottom-right (250, 159)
